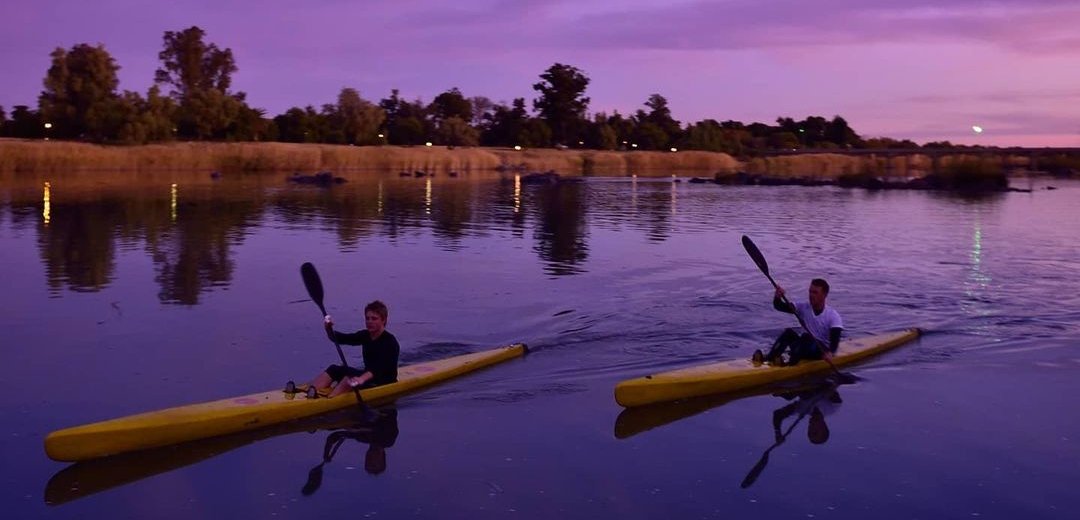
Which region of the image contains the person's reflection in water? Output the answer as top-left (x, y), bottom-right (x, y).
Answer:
top-left (771, 383), bottom-right (842, 445)
top-left (741, 381), bottom-right (845, 489)
top-left (302, 407), bottom-right (399, 496)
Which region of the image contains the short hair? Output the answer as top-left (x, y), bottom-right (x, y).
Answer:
top-left (364, 300), bottom-right (389, 321)
top-left (811, 278), bottom-right (830, 295)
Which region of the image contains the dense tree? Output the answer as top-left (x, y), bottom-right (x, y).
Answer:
top-left (583, 115), bottom-right (617, 150)
top-left (155, 26), bottom-right (236, 98)
top-left (107, 86), bottom-right (177, 144)
top-left (39, 43), bottom-right (121, 141)
top-left (0, 106), bottom-right (6, 136)
top-left (483, 98), bottom-right (554, 148)
top-left (7, 105), bottom-right (44, 138)
top-left (155, 26), bottom-right (252, 139)
top-left (769, 131), bottom-right (800, 150)
top-left (435, 116), bottom-right (479, 146)
top-left (679, 119), bottom-right (745, 155)
top-left (378, 89), bottom-right (430, 145)
top-left (636, 94), bottom-right (682, 148)
top-left (862, 137), bottom-right (919, 149)
top-left (274, 106), bottom-right (321, 143)
top-left (429, 88), bottom-right (472, 124)
top-left (334, 88), bottom-right (385, 145)
top-left (469, 96), bottom-right (494, 127)
top-left (389, 117), bottom-right (426, 145)
top-left (226, 102), bottom-right (273, 141)
top-left (532, 63), bottom-right (590, 146)
top-left (922, 140), bottom-right (955, 149)
top-left (825, 116), bottom-right (860, 148)
top-left (631, 122), bottom-right (668, 150)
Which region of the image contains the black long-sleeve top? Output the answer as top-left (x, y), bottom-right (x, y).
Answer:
top-left (329, 329), bottom-right (400, 386)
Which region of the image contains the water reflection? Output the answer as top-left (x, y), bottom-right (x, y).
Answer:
top-left (4, 174), bottom-right (1065, 305)
top-left (301, 406), bottom-right (399, 495)
top-left (44, 404), bottom-right (395, 506)
top-left (614, 377), bottom-right (846, 440)
top-left (740, 381), bottom-right (845, 489)
top-left (0, 173), bottom-right (607, 301)
top-left (532, 181), bottom-right (588, 275)
top-left (42, 181), bottom-right (51, 225)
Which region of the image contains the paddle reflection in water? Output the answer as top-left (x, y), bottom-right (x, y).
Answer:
top-left (302, 406), bottom-right (399, 496)
top-left (44, 404), bottom-right (397, 506)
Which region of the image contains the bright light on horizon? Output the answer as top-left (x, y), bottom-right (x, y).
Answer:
top-left (972, 125), bottom-right (984, 134)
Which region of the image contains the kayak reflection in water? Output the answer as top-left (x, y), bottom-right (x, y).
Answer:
top-left (741, 381), bottom-right (845, 489)
top-left (302, 407), bottom-right (400, 496)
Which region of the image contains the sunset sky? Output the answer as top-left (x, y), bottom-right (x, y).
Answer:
top-left (4, 0), bottom-right (1080, 146)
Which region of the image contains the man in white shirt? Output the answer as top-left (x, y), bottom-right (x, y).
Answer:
top-left (755, 278), bottom-right (843, 366)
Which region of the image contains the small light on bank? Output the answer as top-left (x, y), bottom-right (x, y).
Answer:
top-left (425, 142), bottom-right (433, 147)
top-left (670, 147), bottom-right (678, 152)
top-left (513, 145), bottom-right (522, 151)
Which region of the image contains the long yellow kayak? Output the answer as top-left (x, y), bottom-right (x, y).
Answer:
top-left (614, 329), bottom-right (920, 408)
top-left (46, 343), bottom-right (527, 462)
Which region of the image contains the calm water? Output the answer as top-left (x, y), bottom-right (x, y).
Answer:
top-left (1, 171), bottom-right (1077, 519)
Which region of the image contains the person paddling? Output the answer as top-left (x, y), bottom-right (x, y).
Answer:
top-left (753, 278), bottom-right (843, 366)
top-left (307, 300), bottom-right (400, 398)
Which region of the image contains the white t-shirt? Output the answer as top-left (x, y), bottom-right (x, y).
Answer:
top-left (792, 301), bottom-right (843, 345)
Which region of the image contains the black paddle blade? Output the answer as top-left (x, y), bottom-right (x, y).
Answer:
top-left (300, 262), bottom-right (327, 316)
top-left (301, 463), bottom-right (324, 496)
top-left (740, 452), bottom-right (770, 488)
top-left (742, 235), bottom-right (770, 276)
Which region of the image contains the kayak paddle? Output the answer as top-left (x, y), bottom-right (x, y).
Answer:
top-left (300, 262), bottom-right (371, 409)
top-left (741, 235), bottom-right (855, 383)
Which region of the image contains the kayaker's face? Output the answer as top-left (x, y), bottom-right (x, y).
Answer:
top-left (808, 284), bottom-right (827, 312)
top-left (365, 311), bottom-right (386, 337)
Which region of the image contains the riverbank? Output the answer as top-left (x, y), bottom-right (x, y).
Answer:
top-left (0, 140), bottom-right (739, 177)
top-left (0, 139), bottom-right (1066, 182)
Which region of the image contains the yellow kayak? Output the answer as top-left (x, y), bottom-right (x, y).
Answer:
top-left (46, 406), bottom-right (381, 505)
top-left (614, 329), bottom-right (920, 408)
top-left (45, 343), bottom-right (527, 462)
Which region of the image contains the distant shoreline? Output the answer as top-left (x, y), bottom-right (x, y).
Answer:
top-left (0, 139), bottom-right (1065, 181)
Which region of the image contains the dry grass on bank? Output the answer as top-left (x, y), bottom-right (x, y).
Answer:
top-left (0, 140), bottom-right (740, 177)
top-left (0, 139), bottom-right (1040, 180)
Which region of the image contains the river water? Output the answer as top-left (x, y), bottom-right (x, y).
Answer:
top-left (1, 171), bottom-right (1077, 519)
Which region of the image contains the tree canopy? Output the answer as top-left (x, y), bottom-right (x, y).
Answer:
top-left (10, 31), bottom-right (945, 152)
top-left (533, 63), bottom-right (590, 147)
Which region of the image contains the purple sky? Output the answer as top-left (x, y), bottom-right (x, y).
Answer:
top-left (4, 0), bottom-right (1080, 146)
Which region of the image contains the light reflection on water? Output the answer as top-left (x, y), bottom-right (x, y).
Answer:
top-left (1, 172), bottom-right (1078, 519)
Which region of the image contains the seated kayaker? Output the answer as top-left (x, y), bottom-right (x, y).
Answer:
top-left (307, 300), bottom-right (400, 398)
top-left (753, 278), bottom-right (843, 365)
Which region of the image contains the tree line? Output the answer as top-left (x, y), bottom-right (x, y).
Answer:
top-left (0, 26), bottom-right (957, 154)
